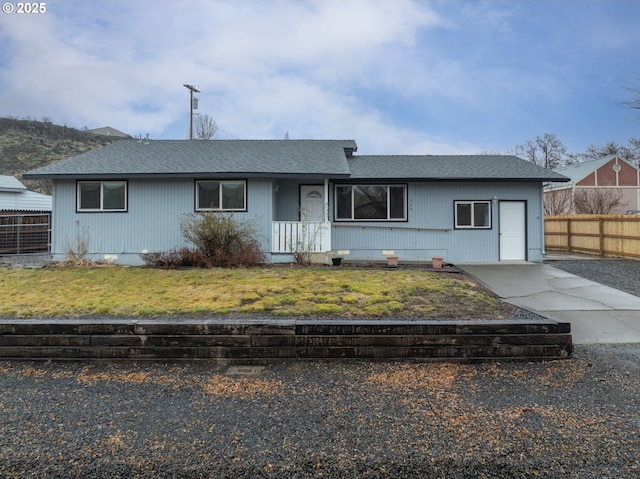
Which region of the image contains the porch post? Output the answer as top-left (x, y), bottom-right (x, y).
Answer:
top-left (324, 178), bottom-right (329, 222)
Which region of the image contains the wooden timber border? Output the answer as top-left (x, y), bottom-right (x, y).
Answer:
top-left (0, 318), bottom-right (572, 362)
top-left (545, 214), bottom-right (640, 259)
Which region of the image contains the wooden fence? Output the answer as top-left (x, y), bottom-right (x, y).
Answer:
top-left (545, 215), bottom-right (640, 259)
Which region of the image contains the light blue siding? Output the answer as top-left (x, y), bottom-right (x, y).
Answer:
top-left (51, 178), bottom-right (273, 265)
top-left (330, 182), bottom-right (545, 263)
top-left (50, 178), bottom-right (545, 265)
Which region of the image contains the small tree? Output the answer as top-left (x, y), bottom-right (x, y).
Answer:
top-left (180, 212), bottom-right (264, 266)
top-left (544, 188), bottom-right (573, 216)
top-left (194, 114), bottom-right (218, 140)
top-left (573, 189), bottom-right (624, 214)
top-left (516, 133), bottom-right (570, 169)
top-left (571, 139), bottom-right (640, 167)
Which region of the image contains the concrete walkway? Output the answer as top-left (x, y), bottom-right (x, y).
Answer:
top-left (460, 263), bottom-right (640, 345)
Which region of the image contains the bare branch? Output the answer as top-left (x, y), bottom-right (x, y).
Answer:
top-left (193, 114), bottom-right (218, 140)
top-left (544, 188), bottom-right (572, 215)
top-left (574, 189), bottom-right (625, 214)
top-left (622, 75), bottom-right (640, 110)
top-left (516, 133), bottom-right (568, 169)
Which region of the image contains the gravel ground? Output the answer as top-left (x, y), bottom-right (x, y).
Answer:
top-left (0, 254), bottom-right (53, 268)
top-left (547, 258), bottom-right (640, 298)
top-left (0, 345), bottom-right (639, 478)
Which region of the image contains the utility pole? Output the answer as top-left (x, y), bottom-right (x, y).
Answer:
top-left (183, 84), bottom-right (200, 140)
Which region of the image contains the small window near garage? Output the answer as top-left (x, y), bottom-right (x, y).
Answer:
top-left (455, 201), bottom-right (491, 228)
top-left (77, 181), bottom-right (127, 212)
top-left (196, 180), bottom-right (246, 211)
top-left (335, 184), bottom-right (407, 221)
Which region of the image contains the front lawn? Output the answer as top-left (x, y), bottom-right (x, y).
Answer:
top-left (0, 266), bottom-right (514, 319)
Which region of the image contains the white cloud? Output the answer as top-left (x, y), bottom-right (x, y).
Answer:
top-left (1, 0), bottom-right (447, 141)
top-left (1, 0), bottom-right (638, 154)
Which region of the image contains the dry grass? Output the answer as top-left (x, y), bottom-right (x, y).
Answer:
top-left (0, 266), bottom-right (514, 319)
top-left (203, 376), bottom-right (285, 398)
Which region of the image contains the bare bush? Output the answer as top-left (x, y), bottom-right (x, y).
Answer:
top-left (141, 248), bottom-right (210, 269)
top-left (544, 188), bottom-right (573, 216)
top-left (574, 188), bottom-right (625, 214)
top-left (179, 212), bottom-right (265, 267)
top-left (64, 221), bottom-right (89, 263)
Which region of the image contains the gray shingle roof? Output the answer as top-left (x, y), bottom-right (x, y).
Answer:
top-left (347, 155), bottom-right (570, 182)
top-left (24, 139), bottom-right (357, 179)
top-left (23, 140), bottom-right (570, 182)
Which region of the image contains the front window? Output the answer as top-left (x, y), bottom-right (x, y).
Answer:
top-left (455, 201), bottom-right (491, 228)
top-left (196, 180), bottom-right (246, 211)
top-left (335, 185), bottom-right (407, 221)
top-left (77, 181), bottom-right (127, 211)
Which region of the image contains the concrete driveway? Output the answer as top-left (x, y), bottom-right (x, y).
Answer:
top-left (460, 263), bottom-right (640, 345)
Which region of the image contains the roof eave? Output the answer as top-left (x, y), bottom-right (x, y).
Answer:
top-left (342, 177), bottom-right (572, 182)
top-left (23, 172), bottom-right (353, 180)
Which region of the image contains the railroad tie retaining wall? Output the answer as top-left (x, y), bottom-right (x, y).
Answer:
top-left (0, 319), bottom-right (573, 362)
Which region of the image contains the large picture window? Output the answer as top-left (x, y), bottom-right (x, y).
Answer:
top-left (196, 180), bottom-right (246, 211)
top-left (335, 185), bottom-right (407, 221)
top-left (455, 201), bottom-right (491, 229)
top-left (77, 181), bottom-right (127, 212)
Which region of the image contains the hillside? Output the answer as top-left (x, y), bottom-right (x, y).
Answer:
top-left (0, 117), bottom-right (124, 191)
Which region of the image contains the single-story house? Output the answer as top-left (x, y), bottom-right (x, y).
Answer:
top-left (545, 155), bottom-right (640, 215)
top-left (23, 139), bottom-right (569, 265)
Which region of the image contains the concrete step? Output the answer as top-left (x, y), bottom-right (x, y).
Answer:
top-left (0, 318), bottom-right (573, 362)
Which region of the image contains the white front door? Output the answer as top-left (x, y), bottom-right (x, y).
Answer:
top-left (499, 201), bottom-right (526, 261)
top-left (300, 185), bottom-right (324, 221)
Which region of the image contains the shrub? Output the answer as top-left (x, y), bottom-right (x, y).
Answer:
top-left (141, 248), bottom-right (210, 269)
top-left (573, 188), bottom-right (624, 214)
top-left (180, 212), bottom-right (265, 267)
top-left (141, 213), bottom-right (265, 268)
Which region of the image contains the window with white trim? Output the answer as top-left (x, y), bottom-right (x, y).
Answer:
top-left (454, 201), bottom-right (491, 228)
top-left (196, 180), bottom-right (246, 211)
top-left (77, 181), bottom-right (127, 211)
top-left (335, 185), bottom-right (407, 221)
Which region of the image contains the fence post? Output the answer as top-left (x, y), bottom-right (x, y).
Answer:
top-left (47, 213), bottom-right (52, 252)
top-left (16, 213), bottom-right (21, 254)
top-left (599, 217), bottom-right (605, 256)
top-left (566, 217), bottom-right (572, 252)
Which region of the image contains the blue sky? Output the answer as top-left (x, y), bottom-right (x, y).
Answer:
top-left (0, 0), bottom-right (638, 155)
